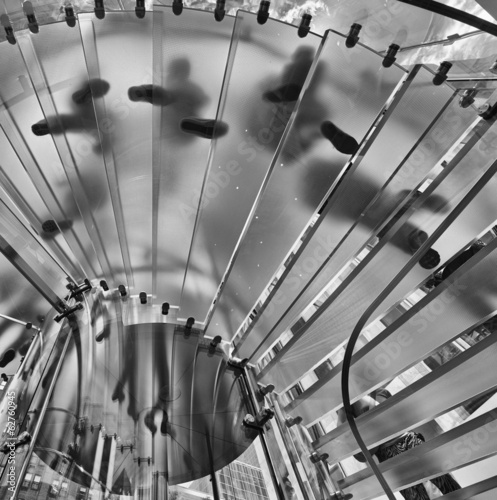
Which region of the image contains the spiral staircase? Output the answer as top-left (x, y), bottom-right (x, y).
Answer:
top-left (1, 1), bottom-right (497, 499)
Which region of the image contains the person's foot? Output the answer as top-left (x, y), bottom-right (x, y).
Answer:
top-left (407, 229), bottom-right (428, 252)
top-left (95, 326), bottom-right (110, 343)
top-left (72, 78), bottom-right (110, 105)
top-left (144, 410), bottom-right (157, 435)
top-left (128, 85), bottom-right (154, 104)
top-left (128, 85), bottom-right (173, 106)
top-left (263, 83), bottom-right (302, 103)
top-left (41, 219), bottom-right (73, 237)
top-left (419, 248), bottom-right (441, 270)
top-left (0, 349), bottom-right (15, 368)
top-left (32, 120), bottom-right (50, 136)
top-left (180, 118), bottom-right (228, 139)
top-left (321, 121), bottom-right (359, 155)
top-left (160, 411), bottom-right (175, 437)
top-left (111, 383), bottom-right (125, 403)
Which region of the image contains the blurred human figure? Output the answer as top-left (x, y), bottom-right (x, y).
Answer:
top-left (128, 58), bottom-right (227, 140)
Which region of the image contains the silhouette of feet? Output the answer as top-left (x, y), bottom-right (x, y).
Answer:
top-left (128, 85), bottom-right (173, 106)
top-left (32, 120), bottom-right (50, 136)
top-left (72, 78), bottom-right (110, 105)
top-left (41, 219), bottom-right (73, 237)
top-left (180, 118), bottom-right (228, 139)
top-left (111, 383), bottom-right (125, 403)
top-left (419, 249), bottom-right (441, 270)
top-left (263, 83), bottom-right (303, 103)
top-left (160, 411), bottom-right (175, 437)
top-left (0, 349), bottom-right (15, 368)
top-left (95, 325), bottom-right (110, 343)
top-left (144, 410), bottom-right (157, 435)
top-left (321, 121), bottom-right (359, 155)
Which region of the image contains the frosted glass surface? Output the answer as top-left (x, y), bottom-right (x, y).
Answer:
top-left (285, 173), bottom-right (497, 425)
top-left (0, 200), bottom-right (68, 303)
top-left (152, 7), bottom-right (234, 304)
top-left (79, 12), bottom-right (154, 293)
top-left (235, 71), bottom-right (477, 360)
top-left (180, 11), bottom-right (321, 321)
top-left (0, 38), bottom-right (97, 279)
top-left (258, 116), bottom-right (497, 391)
top-left (317, 333), bottom-right (497, 462)
top-left (207, 30), bottom-right (405, 338)
top-left (17, 21), bottom-right (128, 286)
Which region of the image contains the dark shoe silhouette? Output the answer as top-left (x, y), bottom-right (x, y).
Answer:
top-left (0, 349), bottom-right (15, 368)
top-left (419, 248), bottom-right (441, 270)
top-left (128, 85), bottom-right (154, 104)
top-left (128, 85), bottom-right (173, 106)
top-left (144, 410), bottom-right (157, 435)
top-left (72, 78), bottom-right (110, 105)
top-left (160, 411), bottom-right (175, 437)
top-left (95, 326), bottom-right (110, 343)
top-left (407, 229), bottom-right (428, 252)
top-left (111, 383), bottom-right (125, 403)
top-left (263, 83), bottom-right (302, 103)
top-left (32, 121), bottom-right (50, 136)
top-left (321, 121), bottom-right (359, 155)
top-left (41, 219), bottom-right (73, 237)
top-left (180, 118), bottom-right (228, 139)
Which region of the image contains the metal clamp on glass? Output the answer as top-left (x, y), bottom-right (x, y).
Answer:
top-left (135, 0), bottom-right (145, 19)
top-left (54, 303), bottom-right (84, 322)
top-left (257, 1), bottom-right (270, 25)
top-left (1, 15), bottom-right (16, 44)
top-left (65, 5), bottom-right (76, 27)
top-left (345, 23), bottom-right (361, 48)
top-left (23, 2), bottom-right (39, 34)
top-left (382, 43), bottom-right (399, 68)
top-left (433, 61), bottom-right (452, 86)
top-left (94, 0), bottom-right (105, 20)
top-left (67, 279), bottom-right (92, 301)
top-left (214, 0), bottom-right (225, 22)
top-left (478, 101), bottom-right (497, 121)
top-left (208, 335), bottom-right (222, 355)
top-left (172, 0), bottom-right (183, 15)
top-left (298, 13), bottom-right (311, 38)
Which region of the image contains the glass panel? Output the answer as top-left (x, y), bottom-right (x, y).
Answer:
top-left (257, 116), bottom-right (497, 391)
top-left (235, 68), bottom-right (477, 361)
top-left (286, 213), bottom-right (497, 427)
top-left (0, 39), bottom-right (95, 280)
top-left (152, 7), bottom-right (235, 304)
top-left (207, 29), bottom-right (406, 338)
top-left (0, 199), bottom-right (68, 303)
top-left (181, 11), bottom-right (322, 321)
top-left (316, 329), bottom-right (497, 461)
top-left (339, 409), bottom-right (497, 500)
top-left (16, 21), bottom-right (129, 287)
top-left (79, 11), bottom-right (154, 293)
top-left (0, 130), bottom-right (81, 278)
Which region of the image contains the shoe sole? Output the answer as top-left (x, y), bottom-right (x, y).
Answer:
top-left (0, 349), bottom-right (15, 368)
top-left (321, 121), bottom-right (359, 155)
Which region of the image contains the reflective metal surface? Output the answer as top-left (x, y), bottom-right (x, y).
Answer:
top-left (0, 296), bottom-right (254, 494)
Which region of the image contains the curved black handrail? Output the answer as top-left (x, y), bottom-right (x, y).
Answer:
top-left (340, 129), bottom-right (497, 499)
